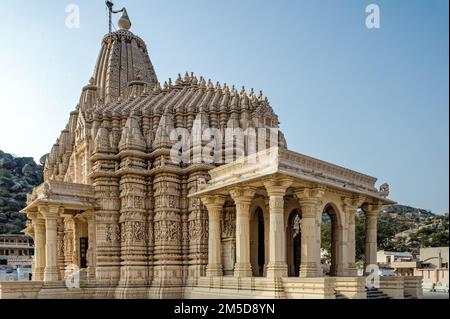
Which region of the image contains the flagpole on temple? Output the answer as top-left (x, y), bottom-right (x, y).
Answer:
top-left (105, 1), bottom-right (124, 33)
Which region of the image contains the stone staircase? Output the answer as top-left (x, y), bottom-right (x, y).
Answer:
top-left (365, 287), bottom-right (391, 299)
top-left (334, 292), bottom-right (348, 299)
top-left (403, 292), bottom-right (415, 299)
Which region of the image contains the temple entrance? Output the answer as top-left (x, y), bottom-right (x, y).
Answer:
top-left (250, 207), bottom-right (265, 277)
top-left (287, 209), bottom-right (302, 276)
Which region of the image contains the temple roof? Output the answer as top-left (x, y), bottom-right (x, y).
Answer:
top-left (93, 74), bottom-right (276, 120)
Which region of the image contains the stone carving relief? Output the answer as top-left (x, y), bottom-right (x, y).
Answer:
top-left (154, 221), bottom-right (181, 242)
top-left (221, 208), bottom-right (236, 239)
top-left (188, 219), bottom-right (208, 242)
top-left (106, 223), bottom-right (121, 243)
top-left (121, 221), bottom-right (146, 243)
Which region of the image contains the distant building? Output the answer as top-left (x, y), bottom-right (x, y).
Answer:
top-left (0, 234), bottom-right (34, 264)
top-left (0, 234), bottom-right (34, 282)
top-left (377, 250), bottom-right (419, 276)
top-left (415, 247), bottom-right (449, 292)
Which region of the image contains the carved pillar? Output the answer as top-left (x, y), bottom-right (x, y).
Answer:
top-left (152, 172), bottom-right (183, 296)
top-left (118, 172), bottom-right (148, 289)
top-left (146, 176), bottom-right (155, 287)
top-left (72, 218), bottom-right (80, 267)
top-left (41, 206), bottom-right (61, 282)
top-left (202, 195), bottom-right (226, 277)
top-left (295, 187), bottom-right (325, 278)
top-left (93, 176), bottom-right (121, 286)
top-left (85, 211), bottom-right (96, 280)
top-left (57, 217), bottom-right (65, 280)
top-left (64, 216), bottom-right (74, 276)
top-left (364, 204), bottom-right (381, 273)
top-left (230, 187), bottom-right (256, 277)
top-left (330, 218), bottom-right (347, 277)
top-left (342, 197), bottom-right (364, 276)
top-left (187, 172), bottom-right (210, 283)
top-left (264, 179), bottom-right (292, 278)
top-left (30, 213), bottom-right (46, 281)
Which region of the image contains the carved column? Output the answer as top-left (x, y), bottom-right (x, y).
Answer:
top-left (343, 197), bottom-right (364, 276)
top-left (30, 213), bottom-right (46, 281)
top-left (146, 175), bottom-right (155, 287)
top-left (264, 179), bottom-right (292, 278)
top-left (202, 195), bottom-right (226, 277)
top-left (85, 211), bottom-right (96, 280)
top-left (364, 204), bottom-right (381, 273)
top-left (57, 217), bottom-right (65, 280)
top-left (118, 172), bottom-right (149, 289)
top-left (295, 187), bottom-right (325, 278)
top-left (152, 172), bottom-right (183, 296)
top-left (41, 205), bottom-right (61, 282)
top-left (230, 187), bottom-right (256, 277)
top-left (72, 218), bottom-right (80, 267)
top-left (93, 176), bottom-right (121, 286)
top-left (64, 216), bottom-right (74, 277)
top-left (331, 220), bottom-right (347, 277)
top-left (187, 172), bottom-right (210, 283)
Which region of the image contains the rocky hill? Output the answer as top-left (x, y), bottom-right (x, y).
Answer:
top-left (322, 204), bottom-right (449, 261)
top-left (0, 150), bottom-right (44, 234)
top-left (378, 205), bottom-right (449, 253)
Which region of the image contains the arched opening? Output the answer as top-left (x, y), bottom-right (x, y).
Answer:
top-left (321, 204), bottom-right (340, 276)
top-left (287, 209), bottom-right (302, 277)
top-left (250, 207), bottom-right (265, 277)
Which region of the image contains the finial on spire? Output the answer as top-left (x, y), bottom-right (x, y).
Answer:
top-left (118, 8), bottom-right (132, 30)
top-left (106, 1), bottom-right (130, 32)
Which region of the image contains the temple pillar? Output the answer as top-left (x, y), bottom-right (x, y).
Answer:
top-left (230, 187), bottom-right (256, 277)
top-left (63, 216), bottom-right (75, 277)
top-left (364, 204), bottom-right (381, 274)
top-left (295, 187), bottom-right (325, 278)
top-left (202, 195), bottom-right (226, 277)
top-left (85, 210), bottom-right (96, 280)
top-left (30, 213), bottom-right (46, 281)
top-left (264, 179), bottom-right (292, 278)
top-left (342, 197), bottom-right (365, 276)
top-left (93, 176), bottom-right (121, 287)
top-left (41, 205), bottom-right (61, 282)
top-left (117, 172), bottom-right (149, 291)
top-left (57, 217), bottom-right (65, 280)
top-left (334, 223), bottom-right (348, 277)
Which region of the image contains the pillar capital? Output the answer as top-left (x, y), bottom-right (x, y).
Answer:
top-left (342, 196), bottom-right (365, 212)
top-left (229, 187), bottom-right (256, 204)
top-left (28, 212), bottom-right (45, 225)
top-left (263, 178), bottom-right (293, 197)
top-left (362, 202), bottom-right (384, 215)
top-left (201, 194), bottom-right (227, 210)
top-left (39, 205), bottom-right (62, 220)
top-left (294, 187), bottom-right (325, 205)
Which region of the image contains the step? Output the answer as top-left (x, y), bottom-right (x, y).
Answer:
top-left (366, 287), bottom-right (392, 299)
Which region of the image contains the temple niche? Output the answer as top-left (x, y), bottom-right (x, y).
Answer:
top-left (0, 5), bottom-right (423, 301)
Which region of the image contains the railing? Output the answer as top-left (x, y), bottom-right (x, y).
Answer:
top-left (0, 243), bottom-right (32, 248)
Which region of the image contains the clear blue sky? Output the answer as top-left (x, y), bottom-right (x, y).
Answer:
top-left (0, 0), bottom-right (448, 214)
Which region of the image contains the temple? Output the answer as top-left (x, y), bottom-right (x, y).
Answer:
top-left (0, 8), bottom-right (422, 299)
